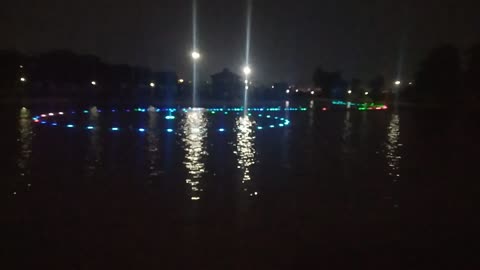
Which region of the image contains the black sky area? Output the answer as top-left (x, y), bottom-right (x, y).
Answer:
top-left (1, 0), bottom-right (478, 84)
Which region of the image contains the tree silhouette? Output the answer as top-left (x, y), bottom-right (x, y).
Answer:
top-left (368, 75), bottom-right (385, 101)
top-left (414, 45), bottom-right (461, 103)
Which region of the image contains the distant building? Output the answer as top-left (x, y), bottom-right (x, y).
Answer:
top-left (211, 68), bottom-right (242, 99)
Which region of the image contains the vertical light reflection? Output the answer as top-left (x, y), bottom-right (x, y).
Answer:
top-left (147, 106), bottom-right (161, 177)
top-left (234, 116), bottom-right (257, 196)
top-left (181, 109), bottom-right (208, 200)
top-left (385, 114), bottom-right (401, 181)
top-left (85, 106), bottom-right (102, 176)
top-left (385, 113), bottom-right (401, 208)
top-left (17, 107), bottom-right (33, 180)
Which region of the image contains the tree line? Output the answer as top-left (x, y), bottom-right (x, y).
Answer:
top-left (312, 43), bottom-right (480, 104)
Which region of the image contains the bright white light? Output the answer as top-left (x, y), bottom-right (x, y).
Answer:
top-left (286, 89), bottom-right (290, 94)
top-left (191, 51), bottom-right (201, 60)
top-left (20, 77), bottom-right (26, 82)
top-left (91, 81), bottom-right (96, 86)
top-left (365, 91), bottom-right (369, 95)
top-left (310, 91), bottom-right (315, 95)
top-left (348, 90), bottom-right (352, 94)
top-left (150, 82), bottom-right (155, 88)
top-left (243, 66), bottom-right (251, 75)
top-left (395, 80), bottom-right (401, 85)
top-left (178, 79), bottom-right (184, 83)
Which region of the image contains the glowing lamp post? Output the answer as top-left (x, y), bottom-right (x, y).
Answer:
top-left (191, 51), bottom-right (201, 60)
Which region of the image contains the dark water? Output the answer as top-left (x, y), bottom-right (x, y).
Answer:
top-left (1, 101), bottom-right (479, 269)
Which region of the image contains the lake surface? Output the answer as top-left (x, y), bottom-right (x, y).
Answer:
top-left (1, 100), bottom-right (478, 269)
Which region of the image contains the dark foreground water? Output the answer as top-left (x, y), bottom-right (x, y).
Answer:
top-left (1, 101), bottom-right (479, 269)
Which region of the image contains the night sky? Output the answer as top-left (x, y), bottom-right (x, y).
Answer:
top-left (1, 0), bottom-right (478, 84)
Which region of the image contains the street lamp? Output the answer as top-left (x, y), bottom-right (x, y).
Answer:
top-left (243, 66), bottom-right (251, 76)
top-left (191, 51), bottom-right (201, 60)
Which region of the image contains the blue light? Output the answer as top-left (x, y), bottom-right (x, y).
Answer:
top-left (138, 128), bottom-right (146, 132)
top-left (218, 128), bottom-right (225, 132)
top-left (166, 129), bottom-right (174, 133)
top-left (111, 127), bottom-right (119, 131)
top-left (67, 124), bottom-right (74, 128)
top-left (87, 126), bottom-right (94, 130)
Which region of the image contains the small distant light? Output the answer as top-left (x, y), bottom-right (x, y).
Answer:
top-left (91, 81), bottom-right (96, 86)
top-left (87, 126), bottom-right (94, 130)
top-left (20, 77), bottom-right (26, 82)
top-left (311, 91), bottom-right (315, 95)
top-left (218, 128), bottom-right (225, 132)
top-left (166, 129), bottom-right (174, 133)
top-left (150, 82), bottom-right (155, 88)
top-left (138, 128), bottom-right (146, 132)
top-left (178, 79), bottom-right (184, 83)
top-left (348, 90), bottom-right (352, 94)
top-left (111, 127), bottom-right (119, 131)
top-left (67, 124), bottom-right (74, 128)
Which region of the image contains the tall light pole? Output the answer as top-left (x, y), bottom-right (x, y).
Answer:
top-left (191, 51), bottom-right (200, 107)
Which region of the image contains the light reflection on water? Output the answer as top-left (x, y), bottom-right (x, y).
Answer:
top-left (85, 106), bottom-right (102, 176)
top-left (384, 113), bottom-right (401, 208)
top-left (180, 109), bottom-right (208, 201)
top-left (234, 116), bottom-right (257, 196)
top-left (17, 107), bottom-right (33, 186)
top-left (147, 106), bottom-right (161, 177)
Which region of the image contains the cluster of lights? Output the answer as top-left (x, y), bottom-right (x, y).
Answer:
top-left (331, 100), bottom-right (389, 111)
top-left (32, 107), bottom-right (295, 133)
